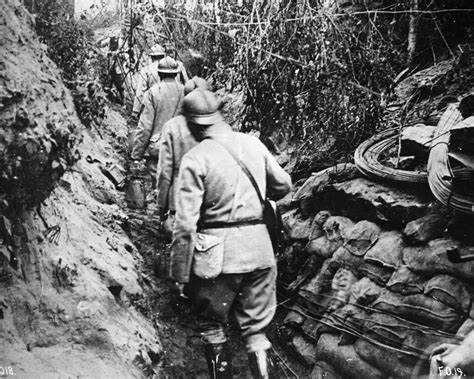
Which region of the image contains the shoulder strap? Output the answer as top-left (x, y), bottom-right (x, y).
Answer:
top-left (206, 137), bottom-right (265, 206)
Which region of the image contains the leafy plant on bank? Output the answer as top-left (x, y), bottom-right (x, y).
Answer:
top-left (158, 0), bottom-right (472, 178)
top-left (34, 1), bottom-right (109, 129)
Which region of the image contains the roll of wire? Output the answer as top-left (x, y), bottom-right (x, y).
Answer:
top-left (427, 104), bottom-right (474, 214)
top-left (354, 124), bottom-right (433, 184)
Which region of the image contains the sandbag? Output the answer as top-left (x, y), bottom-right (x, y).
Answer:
top-left (301, 316), bottom-right (332, 343)
top-left (310, 361), bottom-right (343, 379)
top-left (424, 275), bottom-right (472, 314)
top-left (322, 216), bottom-right (355, 242)
top-left (372, 290), bottom-right (465, 333)
top-left (327, 268), bottom-right (358, 312)
top-left (305, 236), bottom-right (344, 259)
top-left (403, 201), bottom-right (452, 244)
top-left (282, 304), bottom-right (306, 327)
top-left (358, 263), bottom-right (393, 286)
top-left (343, 220), bottom-right (381, 257)
top-left (360, 231), bottom-right (404, 285)
top-left (281, 208), bottom-right (313, 240)
top-left (331, 245), bottom-right (364, 273)
top-left (386, 265), bottom-right (425, 295)
top-left (403, 238), bottom-right (474, 282)
top-left (286, 332), bottom-right (318, 366)
top-left (314, 210), bottom-right (332, 227)
top-left (349, 277), bottom-right (383, 305)
top-left (354, 338), bottom-right (417, 378)
top-left (363, 312), bottom-right (409, 347)
top-left (331, 304), bottom-right (368, 341)
top-left (315, 333), bottom-right (384, 379)
top-left (403, 328), bottom-right (459, 353)
top-left (457, 318), bottom-right (474, 338)
top-left (299, 259), bottom-right (338, 299)
top-left (309, 210), bottom-right (332, 240)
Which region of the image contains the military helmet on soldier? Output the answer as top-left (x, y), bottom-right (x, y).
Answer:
top-left (183, 89), bottom-right (223, 125)
top-left (149, 44), bottom-right (165, 57)
top-left (157, 57), bottom-right (180, 74)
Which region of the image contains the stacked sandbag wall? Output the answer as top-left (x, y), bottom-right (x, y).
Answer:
top-left (276, 163), bottom-right (474, 378)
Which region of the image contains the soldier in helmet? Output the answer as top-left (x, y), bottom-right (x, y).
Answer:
top-left (169, 89), bottom-right (292, 378)
top-left (165, 43), bottom-right (189, 85)
top-left (157, 77), bottom-right (211, 233)
top-left (132, 43), bottom-right (166, 119)
top-left (130, 57), bottom-right (184, 187)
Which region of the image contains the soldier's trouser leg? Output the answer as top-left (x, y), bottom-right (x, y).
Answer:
top-left (185, 267), bottom-right (277, 378)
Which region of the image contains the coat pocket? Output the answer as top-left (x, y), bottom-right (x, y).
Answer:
top-left (192, 233), bottom-right (224, 279)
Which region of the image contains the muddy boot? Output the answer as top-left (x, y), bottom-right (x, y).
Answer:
top-left (204, 343), bottom-right (232, 379)
top-left (248, 349), bottom-right (275, 379)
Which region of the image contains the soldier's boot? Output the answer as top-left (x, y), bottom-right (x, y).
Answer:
top-left (247, 349), bottom-right (276, 379)
top-left (204, 343), bottom-right (232, 379)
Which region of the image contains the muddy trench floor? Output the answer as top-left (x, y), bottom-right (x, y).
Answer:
top-left (123, 205), bottom-right (309, 379)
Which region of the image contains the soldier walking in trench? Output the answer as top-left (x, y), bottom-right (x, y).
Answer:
top-left (169, 89), bottom-right (292, 378)
top-left (156, 77), bottom-right (210, 233)
top-left (131, 43), bottom-right (166, 120)
top-left (130, 57), bottom-right (184, 188)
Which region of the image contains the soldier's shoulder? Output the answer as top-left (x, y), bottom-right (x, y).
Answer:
top-left (235, 132), bottom-right (265, 148)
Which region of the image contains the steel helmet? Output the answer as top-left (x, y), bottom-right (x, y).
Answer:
top-left (149, 44), bottom-right (165, 57)
top-left (157, 57), bottom-right (180, 74)
top-left (183, 89), bottom-right (223, 125)
top-left (184, 76), bottom-right (210, 95)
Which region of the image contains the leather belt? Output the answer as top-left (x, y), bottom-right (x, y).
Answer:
top-left (199, 219), bottom-right (264, 229)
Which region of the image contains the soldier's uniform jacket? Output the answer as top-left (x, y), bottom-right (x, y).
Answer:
top-left (132, 60), bottom-right (161, 114)
top-left (170, 122), bottom-right (292, 283)
top-left (130, 78), bottom-right (184, 160)
top-left (157, 115), bottom-right (198, 213)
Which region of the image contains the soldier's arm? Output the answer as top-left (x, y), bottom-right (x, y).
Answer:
top-left (170, 154), bottom-right (205, 283)
top-left (264, 146), bottom-right (292, 201)
top-left (130, 90), bottom-right (155, 160)
top-left (157, 121), bottom-right (174, 213)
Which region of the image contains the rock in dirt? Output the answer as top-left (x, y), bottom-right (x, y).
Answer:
top-left (315, 177), bottom-right (430, 226)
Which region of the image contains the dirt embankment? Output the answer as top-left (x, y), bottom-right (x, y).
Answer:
top-left (0, 1), bottom-right (161, 377)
